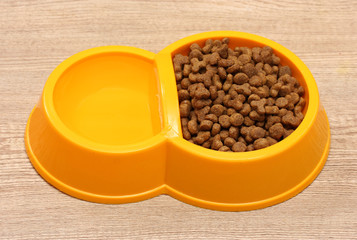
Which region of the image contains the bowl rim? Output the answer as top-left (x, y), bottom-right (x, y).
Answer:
top-left (41, 46), bottom-right (167, 153)
top-left (160, 31), bottom-right (320, 161)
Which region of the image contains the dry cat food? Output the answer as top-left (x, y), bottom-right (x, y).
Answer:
top-left (173, 38), bottom-right (306, 152)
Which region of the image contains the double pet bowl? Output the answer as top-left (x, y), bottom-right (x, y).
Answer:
top-left (25, 31), bottom-right (330, 211)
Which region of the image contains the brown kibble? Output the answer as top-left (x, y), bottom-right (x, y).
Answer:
top-left (205, 114), bottom-right (218, 123)
top-left (240, 103), bottom-right (251, 116)
top-left (265, 115), bottom-right (281, 129)
top-left (244, 116), bottom-right (255, 126)
top-left (226, 108), bottom-right (237, 116)
top-left (265, 105), bottom-right (279, 115)
top-left (195, 131), bottom-right (211, 144)
top-left (269, 123), bottom-right (284, 140)
top-left (202, 140), bottom-right (212, 149)
top-left (296, 85), bottom-right (305, 96)
top-left (230, 113), bottom-right (244, 126)
top-left (195, 105), bottom-right (210, 122)
top-left (253, 138), bottom-right (269, 150)
top-left (275, 97), bottom-right (289, 108)
top-left (282, 111), bottom-right (303, 128)
top-left (212, 74), bottom-right (223, 90)
top-left (219, 115), bottom-right (231, 128)
top-left (232, 142), bottom-right (247, 152)
top-left (211, 138), bottom-right (224, 150)
top-left (192, 98), bottom-right (212, 109)
top-left (229, 126), bottom-right (239, 140)
top-left (200, 120), bottom-right (213, 131)
top-left (233, 73), bottom-right (249, 84)
top-left (235, 83), bottom-right (252, 96)
top-left (189, 49), bottom-right (203, 60)
top-left (187, 120), bottom-right (199, 135)
top-left (218, 67), bottom-right (227, 79)
top-left (249, 110), bottom-right (265, 121)
top-left (213, 90), bottom-right (225, 104)
top-left (209, 85), bottom-right (218, 99)
top-left (224, 137), bottom-right (236, 147)
top-left (218, 146), bottom-right (231, 152)
top-left (249, 75), bottom-right (264, 87)
top-left (220, 130), bottom-right (229, 141)
top-left (173, 54), bottom-right (189, 72)
top-left (181, 78), bottom-right (191, 89)
top-left (194, 87), bottom-right (210, 99)
top-left (283, 129), bottom-right (294, 138)
top-left (279, 66), bottom-right (292, 77)
top-left (211, 123), bottom-right (221, 136)
top-left (247, 94), bottom-right (260, 103)
top-left (256, 121), bottom-right (265, 128)
top-left (210, 104), bottom-right (225, 116)
top-left (183, 64), bottom-right (191, 77)
top-left (178, 89), bottom-right (190, 102)
top-left (266, 136), bottom-right (278, 146)
top-left (223, 74), bottom-right (233, 91)
top-left (246, 144), bottom-right (254, 151)
top-left (180, 102), bottom-right (191, 117)
top-left (251, 98), bottom-right (267, 115)
top-left (242, 63), bottom-right (258, 78)
top-left (229, 98), bottom-right (243, 111)
top-left (266, 74), bottom-right (277, 87)
top-left (238, 54), bottom-right (251, 65)
top-left (278, 108), bottom-right (288, 117)
top-left (279, 85), bottom-right (291, 97)
top-left (202, 39), bottom-right (214, 54)
top-left (250, 127), bottom-right (266, 140)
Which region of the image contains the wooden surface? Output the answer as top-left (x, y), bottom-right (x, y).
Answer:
top-left (1, 0), bottom-right (356, 239)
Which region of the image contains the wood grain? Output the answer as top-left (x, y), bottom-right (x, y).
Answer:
top-left (0, 0), bottom-right (356, 239)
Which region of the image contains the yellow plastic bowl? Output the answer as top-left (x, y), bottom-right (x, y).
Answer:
top-left (25, 31), bottom-right (330, 211)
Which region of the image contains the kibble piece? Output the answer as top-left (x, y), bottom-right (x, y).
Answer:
top-left (219, 115), bottom-right (231, 128)
top-left (194, 87), bottom-right (210, 99)
top-left (230, 113), bottom-right (244, 127)
top-left (283, 128), bottom-right (294, 138)
top-left (211, 104), bottom-right (225, 116)
top-left (275, 97), bottom-right (289, 108)
top-left (229, 126), bottom-right (239, 140)
top-left (218, 67), bottom-right (227, 80)
top-left (200, 120), bottom-right (213, 131)
top-left (253, 138), bottom-right (269, 150)
top-left (187, 120), bottom-right (199, 135)
top-left (178, 89), bottom-right (190, 102)
top-left (282, 111), bottom-right (302, 128)
top-left (265, 105), bottom-right (279, 115)
top-left (205, 114), bottom-right (218, 123)
top-left (211, 123), bottom-right (221, 136)
top-left (233, 73), bottom-right (249, 84)
top-left (181, 78), bottom-right (191, 89)
top-left (266, 136), bottom-right (278, 146)
top-left (180, 102), bottom-right (191, 117)
top-left (240, 103), bottom-right (251, 116)
top-left (249, 75), bottom-right (264, 87)
top-left (250, 127), bottom-right (266, 140)
top-left (279, 66), bottom-right (292, 77)
top-left (269, 123), bottom-right (284, 140)
top-left (220, 130), bottom-right (229, 141)
top-left (244, 116), bottom-right (255, 126)
top-left (242, 63), bottom-right (258, 78)
top-left (218, 146), bottom-right (231, 152)
top-left (224, 137), bottom-right (236, 147)
top-left (232, 142), bottom-right (247, 152)
top-left (226, 108), bottom-right (237, 116)
top-left (245, 144), bottom-right (253, 151)
top-left (195, 131), bottom-right (211, 144)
